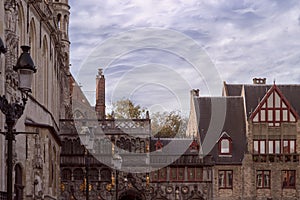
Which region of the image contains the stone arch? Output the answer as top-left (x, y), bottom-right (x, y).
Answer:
top-left (73, 138), bottom-right (84, 154)
top-left (125, 138), bottom-right (131, 152)
top-left (63, 15), bottom-right (68, 34)
top-left (89, 168), bottom-right (99, 181)
top-left (100, 168), bottom-right (111, 182)
top-left (29, 18), bottom-right (37, 97)
top-left (61, 168), bottom-right (72, 181)
top-left (74, 109), bottom-right (85, 119)
top-left (42, 35), bottom-right (49, 106)
top-left (57, 13), bottom-right (62, 30)
top-left (73, 168), bottom-right (84, 180)
top-left (17, 2), bottom-right (25, 45)
top-left (119, 189), bottom-right (145, 200)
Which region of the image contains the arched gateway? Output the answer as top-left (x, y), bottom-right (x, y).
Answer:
top-left (119, 189), bottom-right (144, 200)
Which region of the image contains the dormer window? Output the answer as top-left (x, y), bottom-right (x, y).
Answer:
top-left (218, 132), bottom-right (232, 156)
top-left (189, 139), bottom-right (199, 152)
top-left (155, 139), bottom-right (163, 151)
top-left (220, 138), bottom-right (230, 154)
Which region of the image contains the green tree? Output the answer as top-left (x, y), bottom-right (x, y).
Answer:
top-left (108, 98), bottom-right (145, 119)
top-left (151, 111), bottom-right (188, 138)
top-left (108, 99), bottom-right (187, 138)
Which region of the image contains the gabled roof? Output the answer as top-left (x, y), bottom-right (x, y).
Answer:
top-left (224, 83), bottom-right (300, 118)
top-left (250, 84), bottom-right (298, 125)
top-left (194, 97), bottom-right (246, 164)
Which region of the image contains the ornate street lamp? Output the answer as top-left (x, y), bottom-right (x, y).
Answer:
top-left (79, 125), bottom-right (93, 200)
top-left (0, 42), bottom-right (36, 200)
top-left (13, 46), bottom-right (37, 93)
top-left (112, 151), bottom-right (122, 200)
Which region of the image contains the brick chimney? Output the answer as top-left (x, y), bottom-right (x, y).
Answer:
top-left (253, 78), bottom-right (266, 85)
top-left (191, 89), bottom-right (200, 97)
top-left (95, 68), bottom-right (106, 119)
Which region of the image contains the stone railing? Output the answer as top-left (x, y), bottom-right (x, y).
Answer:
top-left (253, 154), bottom-right (299, 163)
top-left (0, 191), bottom-right (7, 200)
top-left (60, 118), bottom-right (151, 136)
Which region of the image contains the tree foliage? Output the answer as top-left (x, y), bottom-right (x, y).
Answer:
top-left (108, 98), bottom-right (145, 119)
top-left (108, 99), bottom-right (188, 138)
top-left (151, 111), bottom-right (188, 138)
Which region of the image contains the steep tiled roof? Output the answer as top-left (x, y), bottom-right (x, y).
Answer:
top-left (225, 84), bottom-right (243, 96)
top-left (194, 97), bottom-right (247, 164)
top-left (225, 83), bottom-right (300, 118)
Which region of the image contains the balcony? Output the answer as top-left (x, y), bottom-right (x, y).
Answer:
top-left (253, 154), bottom-right (299, 163)
top-left (0, 191), bottom-right (7, 200)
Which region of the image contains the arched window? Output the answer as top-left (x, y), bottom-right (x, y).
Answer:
top-left (73, 168), bottom-right (84, 180)
top-left (125, 139), bottom-right (131, 152)
top-left (74, 110), bottom-right (85, 119)
top-left (17, 4), bottom-right (25, 45)
top-left (62, 169), bottom-right (72, 180)
top-left (29, 19), bottom-right (37, 97)
top-left (73, 138), bottom-right (84, 154)
top-left (57, 14), bottom-right (62, 29)
top-left (14, 164), bottom-right (24, 200)
top-left (42, 36), bottom-right (48, 106)
top-left (100, 169), bottom-right (111, 182)
top-left (64, 15), bottom-right (68, 34)
top-left (89, 168), bottom-right (99, 181)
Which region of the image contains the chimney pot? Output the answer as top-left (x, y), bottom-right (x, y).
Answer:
top-left (253, 78), bottom-right (266, 85)
top-left (191, 89), bottom-right (200, 97)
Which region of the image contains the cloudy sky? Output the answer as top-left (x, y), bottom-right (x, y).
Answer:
top-left (69, 0), bottom-right (300, 115)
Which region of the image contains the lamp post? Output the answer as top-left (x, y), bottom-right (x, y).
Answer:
top-left (79, 125), bottom-right (93, 200)
top-left (85, 148), bottom-right (89, 200)
top-left (112, 151), bottom-right (122, 200)
top-left (0, 42), bottom-right (36, 200)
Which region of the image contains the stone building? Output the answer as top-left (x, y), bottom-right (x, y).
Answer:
top-left (223, 79), bottom-right (300, 200)
top-left (60, 69), bottom-right (219, 200)
top-left (188, 78), bottom-right (300, 199)
top-left (0, 0), bottom-right (71, 199)
top-left (60, 69), bottom-right (151, 200)
top-left (188, 90), bottom-right (247, 200)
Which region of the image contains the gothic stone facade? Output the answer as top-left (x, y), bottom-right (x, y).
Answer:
top-left (0, 0), bottom-right (71, 199)
top-left (59, 71), bottom-right (214, 200)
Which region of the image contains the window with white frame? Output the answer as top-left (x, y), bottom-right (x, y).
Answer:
top-left (256, 170), bottom-right (270, 188)
top-left (218, 170), bottom-right (233, 189)
top-left (219, 135), bottom-right (232, 155)
top-left (253, 140), bottom-right (266, 154)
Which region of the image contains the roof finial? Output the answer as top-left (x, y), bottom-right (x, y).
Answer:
top-left (273, 79), bottom-right (276, 85)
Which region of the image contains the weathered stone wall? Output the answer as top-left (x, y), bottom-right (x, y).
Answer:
top-left (212, 165), bottom-right (243, 200)
top-left (0, 0), bottom-right (71, 199)
top-left (243, 121), bottom-right (300, 200)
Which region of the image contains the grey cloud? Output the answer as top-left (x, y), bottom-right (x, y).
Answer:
top-left (69, 0), bottom-right (300, 111)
